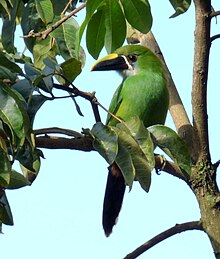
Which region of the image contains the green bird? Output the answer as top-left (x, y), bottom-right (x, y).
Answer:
top-left (91, 45), bottom-right (169, 236)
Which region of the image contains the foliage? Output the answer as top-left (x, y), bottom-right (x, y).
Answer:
top-left (3, 1), bottom-right (219, 258)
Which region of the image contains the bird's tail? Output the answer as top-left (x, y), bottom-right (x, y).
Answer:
top-left (102, 162), bottom-right (126, 237)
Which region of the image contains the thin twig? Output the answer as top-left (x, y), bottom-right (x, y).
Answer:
top-left (62, 0), bottom-right (73, 15)
top-left (210, 34), bottom-right (220, 43)
top-left (124, 221), bottom-right (203, 259)
top-left (22, 2), bottom-right (86, 39)
top-left (34, 127), bottom-right (83, 137)
top-left (210, 10), bottom-right (220, 18)
top-left (155, 155), bottom-right (189, 182)
top-left (95, 99), bottom-right (124, 124)
top-left (52, 83), bottom-right (102, 122)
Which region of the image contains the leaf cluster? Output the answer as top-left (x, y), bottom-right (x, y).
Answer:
top-left (89, 117), bottom-right (191, 192)
top-left (0, 0), bottom-right (192, 232)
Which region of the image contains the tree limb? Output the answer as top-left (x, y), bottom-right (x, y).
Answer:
top-left (22, 2), bottom-right (86, 39)
top-left (210, 10), bottom-right (220, 18)
top-left (210, 34), bottom-right (220, 43)
top-left (35, 135), bottom-right (94, 151)
top-left (155, 155), bottom-right (189, 182)
top-left (134, 31), bottom-right (197, 161)
top-left (35, 134), bottom-right (188, 181)
top-left (52, 83), bottom-right (102, 123)
top-left (34, 127), bottom-right (83, 137)
top-left (124, 221), bottom-right (203, 259)
top-left (192, 0), bottom-right (211, 162)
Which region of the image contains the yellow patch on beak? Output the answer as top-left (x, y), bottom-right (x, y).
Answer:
top-left (90, 53), bottom-right (119, 71)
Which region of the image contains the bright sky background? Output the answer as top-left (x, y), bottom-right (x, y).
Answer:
top-left (1, 1), bottom-right (220, 259)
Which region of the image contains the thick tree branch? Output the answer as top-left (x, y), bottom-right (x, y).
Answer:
top-left (134, 31), bottom-right (197, 161)
top-left (192, 0), bottom-right (211, 162)
top-left (35, 135), bottom-right (94, 151)
top-left (35, 134), bottom-right (188, 181)
top-left (124, 221), bottom-right (203, 259)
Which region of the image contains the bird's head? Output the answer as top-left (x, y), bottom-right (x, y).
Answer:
top-left (91, 45), bottom-right (151, 77)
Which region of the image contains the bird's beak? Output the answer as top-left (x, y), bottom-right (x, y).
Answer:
top-left (91, 53), bottom-right (129, 71)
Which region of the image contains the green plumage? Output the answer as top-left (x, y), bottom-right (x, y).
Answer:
top-left (91, 45), bottom-right (169, 236)
top-left (107, 45), bottom-right (169, 127)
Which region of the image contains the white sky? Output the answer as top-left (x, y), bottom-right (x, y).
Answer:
top-left (1, 1), bottom-right (220, 259)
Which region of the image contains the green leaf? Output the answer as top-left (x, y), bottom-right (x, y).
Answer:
top-left (114, 127), bottom-right (152, 192)
top-left (148, 125), bottom-right (192, 175)
top-left (86, 0), bottom-right (105, 17)
top-left (115, 140), bottom-right (135, 189)
top-left (0, 191), bottom-right (14, 226)
top-left (24, 63), bottom-right (53, 94)
top-left (86, 9), bottom-right (106, 59)
top-left (1, 0), bottom-right (19, 53)
top-left (7, 170), bottom-right (30, 189)
top-left (60, 57), bottom-right (82, 83)
top-left (123, 116), bottom-right (155, 169)
top-left (169, 0), bottom-right (191, 18)
top-left (21, 0), bottom-right (45, 52)
top-left (51, 16), bottom-right (80, 61)
top-left (0, 83), bottom-right (29, 147)
top-left (20, 149), bottom-right (42, 184)
top-left (0, 51), bottom-right (23, 75)
top-left (104, 0), bottom-right (126, 53)
top-left (35, 0), bottom-right (54, 25)
top-left (51, 0), bottom-right (74, 15)
top-left (91, 122), bottom-right (118, 165)
top-left (33, 36), bottom-right (56, 69)
top-left (0, 0), bottom-right (12, 19)
top-left (12, 79), bottom-right (33, 100)
top-left (26, 95), bottom-right (48, 125)
top-left (12, 72), bottom-right (48, 125)
top-left (75, 0), bottom-right (105, 57)
top-left (0, 147), bottom-right (11, 188)
top-left (16, 144), bottom-right (36, 172)
top-left (0, 66), bottom-right (17, 81)
top-left (120, 0), bottom-right (152, 33)
top-left (24, 62), bottom-right (41, 78)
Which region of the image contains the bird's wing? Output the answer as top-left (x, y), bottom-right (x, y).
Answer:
top-left (106, 82), bottom-right (123, 125)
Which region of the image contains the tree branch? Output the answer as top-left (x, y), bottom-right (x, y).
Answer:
top-left (35, 134), bottom-right (188, 181)
top-left (210, 34), bottom-right (220, 43)
top-left (35, 135), bottom-right (94, 151)
top-left (22, 2), bottom-right (86, 39)
top-left (155, 155), bottom-right (189, 182)
top-left (124, 221), bottom-right (203, 259)
top-left (210, 10), bottom-right (220, 18)
top-left (134, 31), bottom-right (197, 161)
top-left (34, 127), bottom-right (83, 137)
top-left (192, 0), bottom-right (212, 162)
top-left (52, 83), bottom-right (102, 123)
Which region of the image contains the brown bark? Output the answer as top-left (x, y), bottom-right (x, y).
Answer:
top-left (33, 0), bottom-right (220, 257)
top-left (191, 1), bottom-right (220, 257)
top-left (132, 1), bottom-right (220, 257)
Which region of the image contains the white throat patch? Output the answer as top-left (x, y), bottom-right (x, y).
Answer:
top-left (119, 55), bottom-right (137, 78)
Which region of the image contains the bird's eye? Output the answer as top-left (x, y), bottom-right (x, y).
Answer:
top-left (127, 55), bottom-right (137, 63)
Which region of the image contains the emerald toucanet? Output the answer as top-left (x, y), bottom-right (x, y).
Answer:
top-left (91, 45), bottom-right (169, 236)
